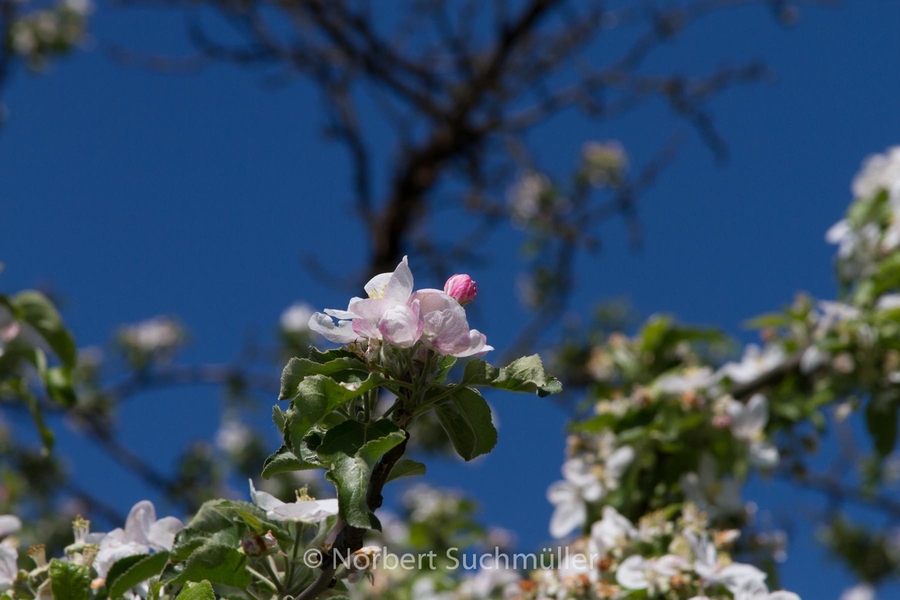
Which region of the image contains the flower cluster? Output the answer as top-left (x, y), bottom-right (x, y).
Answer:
top-left (0, 501), bottom-right (182, 596)
top-left (117, 316), bottom-right (186, 367)
top-left (8, 0), bottom-right (91, 70)
top-left (515, 505), bottom-right (798, 600)
top-left (309, 257), bottom-right (491, 358)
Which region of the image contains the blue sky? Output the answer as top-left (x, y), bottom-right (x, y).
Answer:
top-left (2, 1), bottom-right (900, 597)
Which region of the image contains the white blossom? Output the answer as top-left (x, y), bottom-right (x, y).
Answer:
top-left (281, 302), bottom-right (314, 333)
top-left (615, 554), bottom-right (686, 592)
top-left (95, 501), bottom-right (184, 579)
top-left (840, 583), bottom-right (876, 600)
top-left (548, 444), bottom-right (634, 538)
top-left (718, 345), bottom-right (786, 385)
top-left (249, 479), bottom-right (338, 523)
top-left (688, 532), bottom-right (768, 595)
top-left (655, 366), bottom-right (717, 395)
top-left (215, 419), bottom-right (251, 455)
top-left (726, 395), bottom-right (780, 469)
top-left (119, 316), bottom-right (185, 355)
top-left (590, 506), bottom-right (637, 555)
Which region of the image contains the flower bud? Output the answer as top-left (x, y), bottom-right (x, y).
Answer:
top-left (443, 274), bottom-right (477, 305)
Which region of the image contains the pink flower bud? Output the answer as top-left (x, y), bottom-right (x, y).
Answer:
top-left (444, 274), bottom-right (478, 305)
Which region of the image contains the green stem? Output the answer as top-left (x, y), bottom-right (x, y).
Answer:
top-left (247, 565), bottom-right (280, 594)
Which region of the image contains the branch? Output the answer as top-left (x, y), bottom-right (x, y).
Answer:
top-left (295, 432), bottom-right (410, 600)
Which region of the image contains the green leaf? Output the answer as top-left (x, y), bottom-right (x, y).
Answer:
top-left (318, 419), bottom-right (406, 529)
top-left (272, 405), bottom-right (287, 433)
top-left (49, 559), bottom-right (92, 600)
top-left (11, 290), bottom-right (77, 368)
top-left (866, 397), bottom-right (898, 457)
top-left (280, 356), bottom-right (368, 400)
top-left (44, 365), bottom-right (76, 407)
top-left (433, 387), bottom-right (497, 461)
top-left (433, 355), bottom-right (457, 384)
top-left (261, 444), bottom-right (302, 478)
top-left (109, 552), bottom-right (170, 599)
top-left (175, 580), bottom-right (216, 600)
top-left (169, 543), bottom-right (250, 588)
top-left (284, 373), bottom-right (383, 449)
top-left (385, 459), bottom-right (426, 483)
top-left (463, 355), bottom-right (562, 397)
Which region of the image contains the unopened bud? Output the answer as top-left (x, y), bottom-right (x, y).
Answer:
top-left (443, 274), bottom-right (477, 305)
top-left (241, 530), bottom-right (277, 557)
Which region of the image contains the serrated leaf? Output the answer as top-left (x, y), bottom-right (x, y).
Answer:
top-left (262, 444), bottom-right (302, 478)
top-left (318, 419), bottom-right (406, 529)
top-left (867, 397), bottom-right (898, 457)
top-left (385, 459), bottom-right (426, 483)
top-left (434, 387), bottom-right (497, 461)
top-left (284, 373), bottom-right (383, 450)
top-left (11, 290), bottom-right (77, 368)
top-left (169, 543), bottom-right (250, 588)
top-left (109, 552), bottom-right (170, 599)
top-left (50, 559), bottom-right (92, 600)
top-left (272, 405), bottom-right (287, 433)
top-left (175, 580), bottom-right (216, 600)
top-left (463, 355), bottom-right (561, 397)
top-left (279, 356), bottom-right (368, 400)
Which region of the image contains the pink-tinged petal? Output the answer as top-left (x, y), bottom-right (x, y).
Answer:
top-left (309, 313), bottom-right (359, 344)
top-left (424, 310), bottom-right (472, 355)
top-left (351, 317), bottom-right (380, 340)
top-left (450, 329), bottom-right (493, 358)
top-left (348, 297), bottom-right (386, 321)
top-left (382, 256), bottom-right (415, 304)
top-left (378, 303), bottom-right (422, 348)
top-left (412, 289), bottom-right (460, 313)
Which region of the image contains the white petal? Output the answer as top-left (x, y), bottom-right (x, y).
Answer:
top-left (615, 555), bottom-right (649, 589)
top-left (0, 516), bottom-right (21, 538)
top-left (548, 500), bottom-right (585, 539)
top-left (249, 479), bottom-right (285, 512)
top-left (271, 499), bottom-right (339, 523)
top-left (546, 480), bottom-right (577, 505)
top-left (749, 441), bottom-right (780, 469)
top-left (308, 313), bottom-right (359, 343)
top-left (123, 501), bottom-right (156, 545)
top-left (718, 562), bottom-right (767, 594)
top-left (606, 445), bottom-right (635, 476)
top-left (382, 256), bottom-right (415, 304)
top-left (744, 394), bottom-right (770, 433)
top-left (147, 517), bottom-right (184, 551)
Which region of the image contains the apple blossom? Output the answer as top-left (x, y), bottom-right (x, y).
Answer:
top-left (249, 479), bottom-right (338, 523)
top-left (725, 394), bottom-right (780, 468)
top-left (308, 256), bottom-right (492, 357)
top-left (94, 500), bottom-right (184, 579)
